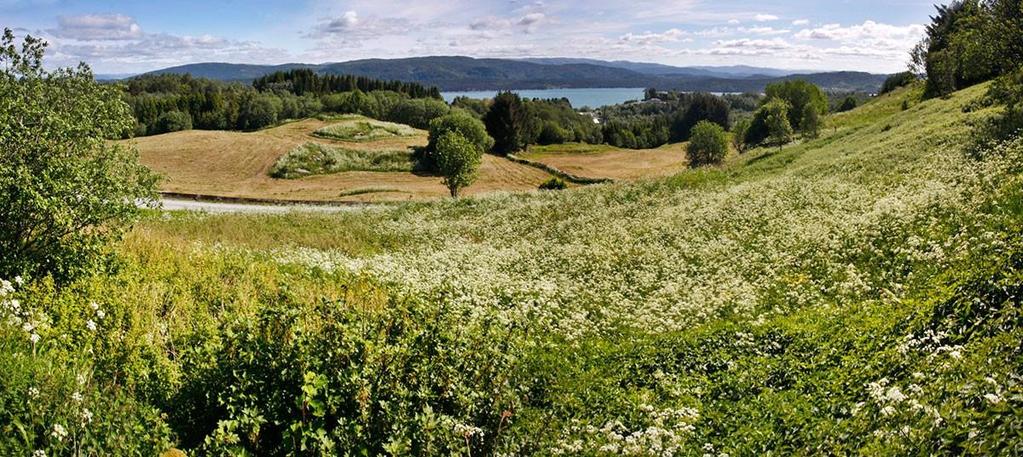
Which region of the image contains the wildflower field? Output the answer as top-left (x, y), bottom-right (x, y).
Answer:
top-left (4, 83), bottom-right (1023, 455)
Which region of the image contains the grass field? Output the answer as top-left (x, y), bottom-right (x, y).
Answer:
top-left (521, 141), bottom-right (689, 181)
top-left (312, 115), bottom-right (419, 142)
top-left (130, 118), bottom-right (556, 202)
top-left (269, 142), bottom-right (416, 178)
top-left (14, 83), bottom-right (1023, 454)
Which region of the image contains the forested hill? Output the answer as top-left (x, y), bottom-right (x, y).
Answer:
top-left (145, 56), bottom-right (889, 93)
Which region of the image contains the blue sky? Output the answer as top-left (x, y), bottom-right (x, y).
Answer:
top-left (1, 0), bottom-right (938, 74)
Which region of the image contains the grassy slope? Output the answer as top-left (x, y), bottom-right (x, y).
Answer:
top-left (9, 83), bottom-right (1022, 454)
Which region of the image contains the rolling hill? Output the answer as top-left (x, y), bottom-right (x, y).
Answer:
top-left (144, 56), bottom-right (888, 92)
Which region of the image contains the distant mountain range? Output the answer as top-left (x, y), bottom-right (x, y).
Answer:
top-left (139, 56), bottom-right (889, 93)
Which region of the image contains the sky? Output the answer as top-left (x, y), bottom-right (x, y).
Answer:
top-left (1, 0), bottom-right (940, 74)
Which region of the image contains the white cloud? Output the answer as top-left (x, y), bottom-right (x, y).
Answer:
top-left (307, 10), bottom-right (410, 42)
top-left (792, 19), bottom-right (809, 26)
top-left (619, 28), bottom-right (690, 45)
top-left (754, 14), bottom-right (779, 22)
top-left (51, 14), bottom-right (143, 41)
top-left (793, 20), bottom-right (925, 57)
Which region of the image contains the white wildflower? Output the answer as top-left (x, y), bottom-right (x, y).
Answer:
top-left (51, 423), bottom-right (67, 440)
top-left (86, 320), bottom-right (97, 332)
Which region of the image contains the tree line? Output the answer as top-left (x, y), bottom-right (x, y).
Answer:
top-left (122, 73), bottom-right (449, 137)
top-left (252, 69), bottom-right (441, 99)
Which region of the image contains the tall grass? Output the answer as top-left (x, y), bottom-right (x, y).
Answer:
top-left (269, 142), bottom-right (416, 178)
top-left (313, 116), bottom-right (418, 142)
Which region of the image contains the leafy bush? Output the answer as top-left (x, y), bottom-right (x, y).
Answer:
top-left (0, 29), bottom-right (157, 282)
top-left (270, 143), bottom-right (415, 178)
top-left (154, 110), bottom-right (192, 134)
top-left (686, 120), bottom-right (728, 167)
top-left (538, 177), bottom-right (568, 190)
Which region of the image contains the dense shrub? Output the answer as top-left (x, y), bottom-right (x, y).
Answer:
top-left (0, 29), bottom-right (157, 282)
top-left (154, 110), bottom-right (192, 134)
top-left (686, 120), bottom-right (728, 167)
top-left (538, 177), bottom-right (568, 190)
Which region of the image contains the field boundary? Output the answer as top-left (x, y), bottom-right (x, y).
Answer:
top-left (158, 191), bottom-right (380, 207)
top-left (505, 153), bottom-right (614, 185)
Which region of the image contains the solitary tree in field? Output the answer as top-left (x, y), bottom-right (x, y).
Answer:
top-left (686, 121), bottom-right (729, 167)
top-left (0, 29), bottom-right (157, 282)
top-left (435, 132), bottom-right (482, 198)
top-left (484, 91), bottom-right (527, 154)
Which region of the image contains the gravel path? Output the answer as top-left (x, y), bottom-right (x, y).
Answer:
top-left (160, 198), bottom-right (371, 213)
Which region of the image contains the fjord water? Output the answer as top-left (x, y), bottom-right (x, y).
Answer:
top-left (441, 87), bottom-right (646, 108)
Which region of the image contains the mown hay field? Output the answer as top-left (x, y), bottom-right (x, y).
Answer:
top-left (129, 116), bottom-right (556, 202)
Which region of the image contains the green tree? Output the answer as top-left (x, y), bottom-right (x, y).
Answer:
top-left (484, 91), bottom-right (527, 154)
top-left (731, 117), bottom-right (751, 153)
top-left (686, 120), bottom-right (729, 167)
top-left (762, 98), bottom-right (794, 149)
top-left (435, 132), bottom-right (482, 198)
top-left (427, 112), bottom-right (494, 154)
top-left (0, 29), bottom-right (158, 281)
top-left (799, 103), bottom-right (821, 139)
top-left (155, 110), bottom-right (193, 134)
top-left (837, 96), bottom-right (858, 112)
top-left (764, 80), bottom-right (827, 129)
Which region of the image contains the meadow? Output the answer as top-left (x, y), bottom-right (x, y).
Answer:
top-left (130, 117), bottom-right (554, 202)
top-left (6, 81), bottom-right (1022, 455)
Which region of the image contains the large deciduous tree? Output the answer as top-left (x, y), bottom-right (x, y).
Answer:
top-left (686, 121), bottom-right (729, 167)
top-left (0, 29), bottom-right (157, 282)
top-left (435, 132), bottom-right (482, 198)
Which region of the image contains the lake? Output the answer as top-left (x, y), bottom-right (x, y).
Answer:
top-left (441, 88), bottom-right (646, 109)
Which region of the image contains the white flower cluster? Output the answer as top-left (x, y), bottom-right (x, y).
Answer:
top-left (263, 140), bottom-right (1018, 340)
top-left (1, 277), bottom-right (45, 345)
top-left (552, 405), bottom-right (700, 456)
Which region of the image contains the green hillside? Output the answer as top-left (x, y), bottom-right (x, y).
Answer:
top-left (6, 82), bottom-right (1023, 454)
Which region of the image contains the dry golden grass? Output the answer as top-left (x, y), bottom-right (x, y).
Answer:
top-left (520, 142), bottom-right (688, 181)
top-left (130, 118), bottom-right (556, 202)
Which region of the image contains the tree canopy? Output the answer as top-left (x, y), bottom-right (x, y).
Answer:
top-left (0, 29), bottom-right (157, 282)
top-left (484, 92), bottom-right (527, 154)
top-left (686, 121), bottom-right (729, 167)
top-left (435, 132), bottom-right (483, 197)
